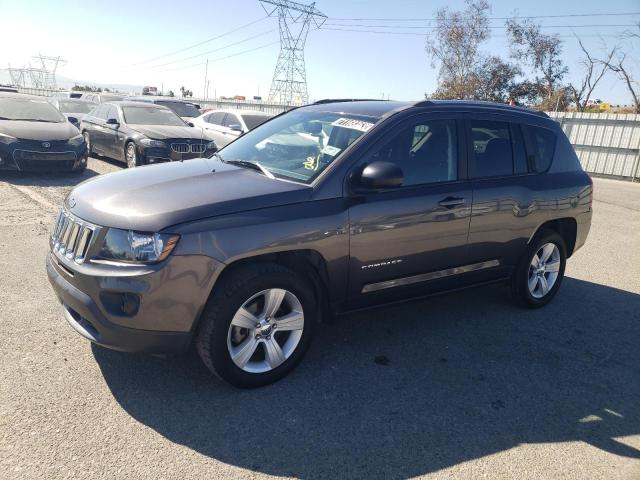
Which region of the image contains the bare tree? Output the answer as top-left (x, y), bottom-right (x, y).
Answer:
top-left (569, 39), bottom-right (616, 111)
top-left (426, 0), bottom-right (491, 99)
top-left (601, 52), bottom-right (639, 113)
top-left (506, 18), bottom-right (568, 99)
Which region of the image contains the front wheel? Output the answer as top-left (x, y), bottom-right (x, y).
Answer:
top-left (512, 230), bottom-right (567, 308)
top-left (196, 263), bottom-right (317, 388)
top-left (125, 141), bottom-right (140, 168)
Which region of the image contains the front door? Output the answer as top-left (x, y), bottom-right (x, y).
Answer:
top-left (348, 114), bottom-right (472, 302)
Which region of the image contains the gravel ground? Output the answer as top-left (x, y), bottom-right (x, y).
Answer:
top-left (1, 160), bottom-right (639, 480)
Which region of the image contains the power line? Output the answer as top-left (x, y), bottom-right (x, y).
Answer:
top-left (328, 12), bottom-right (640, 21)
top-left (152, 41), bottom-right (279, 73)
top-left (135, 29), bottom-right (277, 71)
top-left (128, 16), bottom-right (269, 66)
top-left (319, 26), bottom-right (625, 38)
top-left (323, 23), bottom-right (637, 29)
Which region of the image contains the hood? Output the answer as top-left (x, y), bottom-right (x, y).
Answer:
top-left (66, 158), bottom-right (311, 231)
top-left (0, 120), bottom-right (78, 141)
top-left (128, 124), bottom-right (213, 141)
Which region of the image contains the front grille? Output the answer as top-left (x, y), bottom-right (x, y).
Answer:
top-left (170, 142), bottom-right (205, 153)
top-left (51, 209), bottom-right (96, 264)
top-left (14, 150), bottom-right (77, 171)
top-left (14, 150), bottom-right (77, 161)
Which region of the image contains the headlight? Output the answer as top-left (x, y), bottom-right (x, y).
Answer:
top-left (99, 229), bottom-right (179, 264)
top-left (140, 138), bottom-right (166, 148)
top-left (0, 132), bottom-right (17, 145)
top-left (206, 141), bottom-right (217, 150)
top-left (68, 134), bottom-right (84, 146)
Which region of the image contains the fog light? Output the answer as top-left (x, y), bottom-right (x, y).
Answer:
top-left (100, 291), bottom-right (140, 317)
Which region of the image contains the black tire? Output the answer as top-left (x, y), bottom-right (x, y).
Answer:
top-left (196, 263), bottom-right (317, 388)
top-left (512, 229), bottom-right (567, 308)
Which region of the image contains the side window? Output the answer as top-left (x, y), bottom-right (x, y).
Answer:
top-left (94, 105), bottom-right (109, 120)
top-left (529, 125), bottom-right (556, 172)
top-left (470, 120), bottom-right (513, 178)
top-left (223, 113), bottom-right (240, 128)
top-left (207, 112), bottom-right (225, 125)
top-left (511, 123), bottom-right (528, 175)
top-left (371, 119), bottom-right (457, 186)
top-left (106, 106), bottom-right (118, 121)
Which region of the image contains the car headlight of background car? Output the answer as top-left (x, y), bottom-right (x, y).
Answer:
top-left (206, 141), bottom-right (216, 150)
top-left (68, 134), bottom-right (85, 147)
top-left (140, 138), bottom-right (166, 148)
top-left (0, 132), bottom-right (18, 145)
top-left (99, 229), bottom-right (179, 264)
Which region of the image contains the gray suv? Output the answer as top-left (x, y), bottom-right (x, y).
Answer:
top-left (46, 100), bottom-right (592, 388)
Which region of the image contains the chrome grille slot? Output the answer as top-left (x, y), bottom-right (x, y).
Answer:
top-left (190, 144), bottom-right (205, 153)
top-left (50, 209), bottom-right (97, 264)
top-left (170, 143), bottom-right (190, 153)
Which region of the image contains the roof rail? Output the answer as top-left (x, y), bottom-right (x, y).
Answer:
top-left (412, 99), bottom-right (549, 118)
top-left (311, 98), bottom-right (386, 105)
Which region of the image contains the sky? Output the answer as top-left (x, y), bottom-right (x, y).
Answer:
top-left (0, 0), bottom-right (638, 105)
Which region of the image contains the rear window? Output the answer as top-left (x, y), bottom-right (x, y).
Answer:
top-left (156, 101), bottom-right (200, 118)
top-left (529, 125), bottom-right (556, 172)
top-left (242, 114), bottom-right (271, 130)
top-left (470, 120), bottom-right (513, 178)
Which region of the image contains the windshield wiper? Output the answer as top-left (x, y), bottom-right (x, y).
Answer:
top-left (222, 158), bottom-right (276, 179)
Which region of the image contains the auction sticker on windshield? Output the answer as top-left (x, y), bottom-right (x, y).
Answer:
top-left (332, 117), bottom-right (375, 133)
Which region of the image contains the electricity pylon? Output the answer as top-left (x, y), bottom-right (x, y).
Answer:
top-left (260, 0), bottom-right (326, 105)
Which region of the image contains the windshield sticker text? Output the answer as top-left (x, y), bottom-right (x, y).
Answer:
top-left (332, 117), bottom-right (375, 133)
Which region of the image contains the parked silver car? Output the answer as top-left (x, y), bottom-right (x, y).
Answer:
top-left (193, 109), bottom-right (272, 147)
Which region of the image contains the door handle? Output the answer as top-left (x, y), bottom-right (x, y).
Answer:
top-left (438, 197), bottom-right (465, 208)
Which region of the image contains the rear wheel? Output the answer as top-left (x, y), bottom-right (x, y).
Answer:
top-left (512, 230), bottom-right (566, 308)
top-left (125, 142), bottom-right (140, 168)
top-left (196, 263), bottom-right (317, 388)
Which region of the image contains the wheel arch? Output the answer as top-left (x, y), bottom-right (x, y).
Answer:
top-left (528, 217), bottom-right (578, 257)
top-left (207, 249), bottom-right (332, 324)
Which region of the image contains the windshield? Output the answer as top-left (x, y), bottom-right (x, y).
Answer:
top-left (58, 101), bottom-right (95, 114)
top-left (156, 101), bottom-right (200, 118)
top-left (0, 97), bottom-right (66, 122)
top-left (242, 114), bottom-right (272, 130)
top-left (122, 106), bottom-right (186, 126)
top-left (216, 110), bottom-right (378, 183)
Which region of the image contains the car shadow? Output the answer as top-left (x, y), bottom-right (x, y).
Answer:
top-left (93, 277), bottom-right (640, 479)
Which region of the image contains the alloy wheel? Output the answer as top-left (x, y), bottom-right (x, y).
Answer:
top-left (226, 288), bottom-right (304, 374)
top-left (126, 143), bottom-right (137, 168)
top-left (528, 242), bottom-right (561, 299)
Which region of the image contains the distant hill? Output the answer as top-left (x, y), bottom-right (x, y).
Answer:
top-left (0, 70), bottom-right (143, 95)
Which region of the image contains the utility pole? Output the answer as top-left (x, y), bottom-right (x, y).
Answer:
top-left (203, 59), bottom-right (209, 100)
top-left (260, 0), bottom-right (326, 105)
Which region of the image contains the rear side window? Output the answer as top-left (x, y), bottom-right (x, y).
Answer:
top-left (529, 125), bottom-right (556, 172)
top-left (511, 124), bottom-right (528, 174)
top-left (469, 120), bottom-right (513, 178)
top-left (207, 112), bottom-right (225, 125)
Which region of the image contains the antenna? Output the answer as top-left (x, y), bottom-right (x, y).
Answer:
top-left (260, 0), bottom-right (326, 105)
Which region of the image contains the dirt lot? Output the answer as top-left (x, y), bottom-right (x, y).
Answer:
top-left (1, 159), bottom-right (639, 480)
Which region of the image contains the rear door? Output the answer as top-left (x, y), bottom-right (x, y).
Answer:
top-left (87, 104), bottom-right (109, 155)
top-left (347, 113), bottom-right (472, 303)
top-left (465, 113), bottom-right (534, 272)
top-left (202, 112), bottom-right (228, 146)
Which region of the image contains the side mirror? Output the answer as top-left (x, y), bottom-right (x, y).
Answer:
top-left (356, 161), bottom-right (403, 190)
top-left (106, 118), bottom-right (119, 126)
top-left (67, 116), bottom-right (79, 128)
top-left (188, 122), bottom-right (195, 127)
top-left (228, 124), bottom-right (243, 133)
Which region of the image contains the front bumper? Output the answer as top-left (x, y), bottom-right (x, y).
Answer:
top-left (139, 144), bottom-right (216, 165)
top-left (46, 250), bottom-right (222, 353)
top-left (0, 142), bottom-right (87, 172)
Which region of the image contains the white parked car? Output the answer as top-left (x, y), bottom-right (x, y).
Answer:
top-left (192, 109), bottom-right (272, 148)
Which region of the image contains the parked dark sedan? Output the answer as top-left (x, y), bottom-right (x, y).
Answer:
top-left (49, 98), bottom-right (98, 129)
top-left (80, 101), bottom-right (217, 168)
top-left (0, 92), bottom-right (88, 172)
